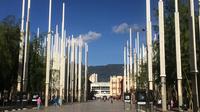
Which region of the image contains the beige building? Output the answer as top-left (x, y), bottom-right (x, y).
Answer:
top-left (110, 76), bottom-right (123, 98)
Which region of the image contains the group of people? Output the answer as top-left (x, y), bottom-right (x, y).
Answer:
top-left (35, 95), bottom-right (62, 110)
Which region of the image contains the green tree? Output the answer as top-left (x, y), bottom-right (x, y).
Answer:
top-left (153, 0), bottom-right (193, 104)
top-left (27, 36), bottom-right (46, 94)
top-left (0, 15), bottom-right (20, 96)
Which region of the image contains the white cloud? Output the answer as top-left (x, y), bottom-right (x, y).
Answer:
top-left (112, 22), bottom-right (129, 33)
top-left (112, 23), bottom-right (143, 34)
top-left (81, 31), bottom-right (101, 42)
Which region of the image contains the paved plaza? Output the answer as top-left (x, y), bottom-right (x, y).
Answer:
top-left (13, 100), bottom-right (137, 112)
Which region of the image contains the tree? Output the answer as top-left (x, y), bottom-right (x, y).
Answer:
top-left (27, 36), bottom-right (46, 95)
top-left (0, 15), bottom-right (20, 98)
top-left (153, 0), bottom-right (193, 106)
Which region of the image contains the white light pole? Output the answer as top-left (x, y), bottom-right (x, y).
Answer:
top-left (74, 40), bottom-right (78, 100)
top-left (59, 2), bottom-right (65, 105)
top-left (17, 0), bottom-right (26, 92)
top-left (124, 46), bottom-right (127, 93)
top-left (199, 0), bottom-right (200, 43)
top-left (133, 48), bottom-right (137, 89)
top-left (158, 0), bottom-right (167, 111)
top-left (78, 36), bottom-right (82, 102)
top-left (84, 43), bottom-right (88, 102)
top-left (174, 0), bottom-right (183, 110)
top-left (22, 0), bottom-right (31, 92)
top-left (66, 38), bottom-right (70, 102)
top-left (129, 28), bottom-right (133, 90)
top-left (45, 0), bottom-right (52, 107)
top-left (136, 32), bottom-right (140, 88)
top-left (126, 41), bottom-right (130, 92)
top-left (70, 37), bottom-right (75, 103)
top-left (189, 0), bottom-right (199, 111)
top-left (146, 0), bottom-right (153, 90)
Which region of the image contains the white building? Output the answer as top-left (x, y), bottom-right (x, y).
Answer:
top-left (91, 82), bottom-right (110, 98)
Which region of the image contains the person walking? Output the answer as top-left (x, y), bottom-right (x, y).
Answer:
top-left (36, 97), bottom-right (41, 110)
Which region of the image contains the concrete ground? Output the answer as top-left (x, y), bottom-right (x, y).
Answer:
top-left (12, 100), bottom-right (137, 112)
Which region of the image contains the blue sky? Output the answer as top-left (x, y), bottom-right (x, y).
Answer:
top-left (0, 0), bottom-right (158, 66)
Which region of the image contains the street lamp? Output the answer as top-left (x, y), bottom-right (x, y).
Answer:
top-left (188, 0), bottom-right (199, 111)
top-left (158, 0), bottom-right (167, 111)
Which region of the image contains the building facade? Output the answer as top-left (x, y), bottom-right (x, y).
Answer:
top-left (110, 76), bottom-right (123, 99)
top-left (90, 82), bottom-right (110, 98)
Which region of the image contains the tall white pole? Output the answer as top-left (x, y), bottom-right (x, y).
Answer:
top-left (70, 37), bottom-right (75, 103)
top-left (37, 27), bottom-right (40, 38)
top-left (78, 36), bottom-right (82, 102)
top-left (126, 41), bottom-right (130, 92)
top-left (133, 48), bottom-right (137, 89)
top-left (199, 0), bottom-right (200, 43)
top-left (59, 2), bottom-right (65, 105)
top-left (189, 0), bottom-right (199, 111)
top-left (66, 39), bottom-right (70, 102)
top-left (174, 0), bottom-right (183, 110)
top-left (45, 0), bottom-right (52, 107)
top-left (146, 0), bottom-right (153, 90)
top-left (129, 28), bottom-right (133, 90)
top-left (124, 46), bottom-right (127, 93)
top-left (158, 0), bottom-right (167, 111)
top-left (136, 32), bottom-right (140, 88)
top-left (22, 0), bottom-right (31, 92)
top-left (17, 0), bottom-right (26, 92)
top-left (84, 43), bottom-right (88, 101)
top-left (74, 40), bottom-right (78, 100)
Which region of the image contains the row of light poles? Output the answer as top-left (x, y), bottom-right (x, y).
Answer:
top-left (124, 0), bottom-right (200, 111)
top-left (17, 0), bottom-right (89, 107)
top-left (146, 0), bottom-right (199, 111)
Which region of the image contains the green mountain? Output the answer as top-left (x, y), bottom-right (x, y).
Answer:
top-left (88, 64), bottom-right (123, 82)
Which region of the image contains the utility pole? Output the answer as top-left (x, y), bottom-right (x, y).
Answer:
top-left (22, 0), bottom-right (31, 92)
top-left (124, 46), bottom-right (127, 93)
top-left (59, 2), bottom-right (65, 105)
top-left (174, 0), bottom-right (183, 110)
top-left (146, 0), bottom-right (153, 90)
top-left (158, 0), bottom-right (167, 111)
top-left (189, 0), bottom-right (199, 111)
top-left (84, 43), bottom-right (88, 102)
top-left (17, 0), bottom-right (25, 92)
top-left (45, 0), bottom-right (52, 107)
top-left (78, 36), bottom-right (83, 102)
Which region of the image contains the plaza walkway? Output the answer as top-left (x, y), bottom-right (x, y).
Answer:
top-left (14, 100), bottom-right (136, 112)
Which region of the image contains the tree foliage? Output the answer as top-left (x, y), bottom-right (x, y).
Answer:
top-left (0, 15), bottom-right (20, 93)
top-left (28, 36), bottom-right (46, 94)
top-left (152, 0), bottom-right (198, 103)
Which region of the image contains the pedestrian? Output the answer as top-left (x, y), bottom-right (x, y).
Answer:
top-left (170, 99), bottom-right (174, 108)
top-left (110, 96), bottom-right (113, 104)
top-left (36, 97), bottom-right (41, 110)
top-left (53, 96), bottom-right (58, 107)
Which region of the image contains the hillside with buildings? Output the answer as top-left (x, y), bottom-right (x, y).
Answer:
top-left (88, 64), bottom-right (123, 81)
